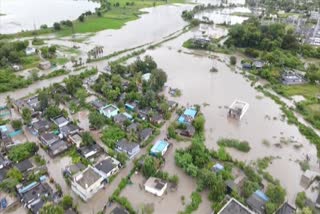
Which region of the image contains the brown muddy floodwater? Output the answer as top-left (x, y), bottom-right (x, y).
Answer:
top-left (139, 30), bottom-right (319, 204)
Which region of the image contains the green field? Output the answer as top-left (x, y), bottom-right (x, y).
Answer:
top-left (275, 84), bottom-right (320, 99)
top-left (12, 0), bottom-right (185, 38)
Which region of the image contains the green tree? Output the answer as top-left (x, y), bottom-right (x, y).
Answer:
top-left (45, 105), bottom-right (62, 119)
top-left (8, 142), bottom-right (38, 162)
top-left (7, 167), bottom-right (23, 182)
top-left (101, 126), bottom-right (125, 149)
top-left (89, 111), bottom-right (106, 129)
top-left (149, 69), bottom-right (167, 92)
top-left (81, 132), bottom-right (95, 146)
top-left (22, 107), bottom-right (32, 124)
top-left (230, 56), bottom-right (237, 65)
top-left (295, 192), bottom-right (307, 209)
top-left (53, 22), bottom-right (61, 31)
top-left (116, 152), bottom-right (128, 165)
top-left (61, 195), bottom-right (73, 210)
top-left (193, 115), bottom-right (205, 133)
top-left (40, 203), bottom-right (64, 214)
top-left (142, 156), bottom-right (157, 178)
top-left (11, 120), bottom-right (22, 130)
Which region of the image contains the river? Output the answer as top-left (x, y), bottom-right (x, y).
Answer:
top-left (0, 0), bottom-right (99, 34)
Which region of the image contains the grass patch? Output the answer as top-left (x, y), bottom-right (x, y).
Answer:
top-left (50, 57), bottom-right (68, 65)
top-left (217, 138), bottom-right (251, 152)
top-left (274, 84), bottom-right (320, 99)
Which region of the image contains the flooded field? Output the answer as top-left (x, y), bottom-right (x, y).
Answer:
top-left (138, 30), bottom-right (319, 203)
top-left (0, 0), bottom-right (99, 34)
top-left (87, 4), bottom-right (192, 55)
top-left (195, 7), bottom-right (250, 24)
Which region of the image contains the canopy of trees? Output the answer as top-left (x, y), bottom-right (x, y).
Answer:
top-left (8, 142), bottom-right (38, 162)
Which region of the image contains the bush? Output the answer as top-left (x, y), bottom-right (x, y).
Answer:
top-left (230, 56), bottom-right (237, 65)
top-left (217, 138), bottom-right (251, 152)
top-left (295, 192), bottom-right (307, 209)
top-left (181, 192), bottom-right (202, 214)
top-left (11, 119), bottom-right (22, 130)
top-left (8, 142), bottom-right (38, 162)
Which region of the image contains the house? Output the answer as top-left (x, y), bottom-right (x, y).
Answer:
top-left (138, 108), bottom-right (150, 121)
top-left (127, 123), bottom-right (140, 133)
top-left (31, 119), bottom-right (51, 135)
top-left (228, 100), bottom-right (249, 120)
top-left (110, 206), bottom-right (129, 214)
top-left (68, 133), bottom-right (82, 148)
top-left (48, 140), bottom-right (69, 157)
top-left (78, 143), bottom-right (102, 159)
top-left (218, 198), bottom-right (253, 214)
top-left (178, 108), bottom-right (197, 124)
top-left (64, 163), bottom-right (86, 178)
top-left (253, 60), bottom-right (265, 69)
top-left (15, 159), bottom-right (33, 174)
top-left (167, 100), bottom-right (178, 111)
top-left (114, 114), bottom-right (129, 127)
top-left (0, 154), bottom-right (10, 169)
top-left (125, 102), bottom-right (137, 111)
top-left (150, 140), bottom-right (170, 157)
top-left (100, 104), bottom-right (119, 118)
top-left (39, 133), bottom-right (59, 146)
top-left (94, 157), bottom-right (121, 179)
top-left (91, 99), bottom-right (105, 111)
top-left (59, 124), bottom-right (79, 138)
top-left (246, 190), bottom-right (269, 214)
top-left (275, 202), bottom-right (296, 214)
top-left (52, 116), bottom-right (69, 128)
top-left (142, 73), bottom-right (151, 82)
top-left (281, 72), bottom-right (306, 85)
top-left (212, 163), bottom-right (224, 173)
top-left (150, 114), bottom-right (164, 125)
top-left (25, 47), bottom-right (36, 55)
top-left (115, 139), bottom-right (140, 159)
top-left (71, 166), bottom-right (106, 201)
top-left (144, 177), bottom-right (167, 197)
top-left (242, 62), bottom-right (252, 70)
top-left (18, 182), bottom-right (53, 210)
top-left (226, 168), bottom-right (246, 194)
top-left (39, 61), bottom-right (51, 70)
top-left (300, 170), bottom-right (316, 188)
top-left (180, 124), bottom-right (195, 137)
top-left (139, 128), bottom-right (153, 142)
top-left (29, 199), bottom-right (46, 214)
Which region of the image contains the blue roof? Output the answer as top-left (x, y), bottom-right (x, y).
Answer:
top-left (125, 103), bottom-right (135, 110)
top-left (0, 125), bottom-right (8, 132)
top-left (255, 190), bottom-right (269, 202)
top-left (178, 115), bottom-right (185, 124)
top-left (150, 140), bottom-right (169, 155)
top-left (184, 108), bottom-right (197, 118)
top-left (213, 163), bottom-right (224, 171)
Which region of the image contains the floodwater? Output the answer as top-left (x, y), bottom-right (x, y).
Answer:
top-left (139, 30), bottom-right (319, 204)
top-left (121, 142), bottom-right (212, 214)
top-left (0, 0), bottom-right (99, 34)
top-left (87, 4), bottom-right (192, 55)
top-left (195, 7), bottom-right (250, 24)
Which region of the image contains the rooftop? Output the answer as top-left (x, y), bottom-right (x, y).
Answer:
top-left (218, 198), bottom-right (253, 214)
top-left (150, 140), bottom-right (169, 154)
top-left (276, 202), bottom-right (296, 214)
top-left (116, 139), bottom-right (139, 152)
top-left (95, 157), bottom-right (119, 175)
top-left (111, 206), bottom-right (129, 214)
top-left (49, 140), bottom-right (69, 155)
top-left (101, 104), bottom-right (118, 114)
top-left (52, 116), bottom-right (69, 125)
top-left (15, 159), bottom-right (33, 173)
top-left (74, 166), bottom-right (104, 190)
top-left (144, 177), bottom-right (167, 191)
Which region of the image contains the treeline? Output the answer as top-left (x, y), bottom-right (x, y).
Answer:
top-left (0, 40), bottom-right (29, 68)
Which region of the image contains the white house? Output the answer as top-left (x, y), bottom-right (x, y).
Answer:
top-left (144, 177), bottom-right (167, 197)
top-left (71, 166), bottom-right (106, 201)
top-left (99, 104), bottom-right (119, 118)
top-left (25, 47), bottom-right (36, 55)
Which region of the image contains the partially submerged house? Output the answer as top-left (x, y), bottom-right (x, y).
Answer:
top-left (59, 123), bottom-right (79, 138)
top-left (52, 116), bottom-right (69, 128)
top-left (180, 124), bottom-right (196, 137)
top-left (218, 198), bottom-right (253, 214)
top-left (78, 143), bottom-right (103, 159)
top-left (91, 99), bottom-right (105, 111)
top-left (71, 166), bottom-right (106, 201)
top-left (150, 140), bottom-right (170, 157)
top-left (275, 202), bottom-right (296, 214)
top-left (178, 108), bottom-right (197, 124)
top-left (246, 190), bottom-right (269, 214)
top-left (64, 163), bottom-right (86, 178)
top-left (99, 104), bottom-right (119, 118)
top-left (48, 140), bottom-right (69, 157)
top-left (18, 181), bottom-right (53, 213)
top-left (253, 60), bottom-right (266, 70)
top-left (39, 61), bottom-right (51, 70)
top-left (150, 114), bottom-right (164, 125)
top-left (139, 128), bottom-right (153, 142)
top-left (228, 100), bottom-right (249, 120)
top-left (225, 168), bottom-right (246, 194)
top-left (15, 159), bottom-right (34, 174)
top-left (31, 119), bottom-right (51, 135)
top-left (144, 177), bottom-right (167, 197)
top-left (68, 133), bottom-right (82, 148)
top-left (115, 139), bottom-right (140, 159)
top-left (281, 72), bottom-right (306, 85)
top-left (94, 157), bottom-right (121, 179)
top-left (39, 133), bottom-right (60, 146)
